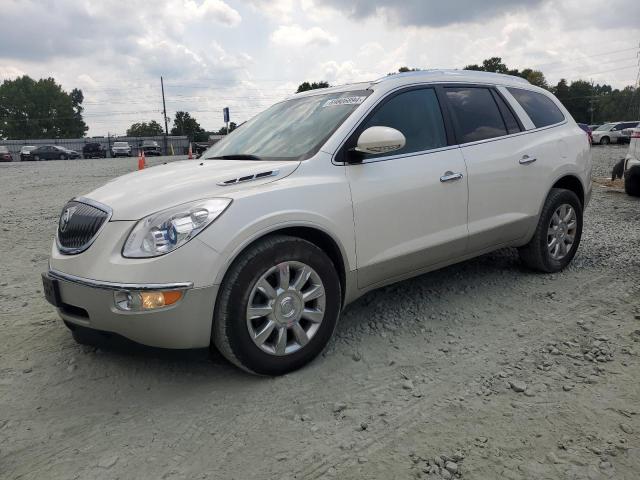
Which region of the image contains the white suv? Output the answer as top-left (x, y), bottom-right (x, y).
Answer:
top-left (111, 141), bottom-right (132, 157)
top-left (43, 70), bottom-right (592, 375)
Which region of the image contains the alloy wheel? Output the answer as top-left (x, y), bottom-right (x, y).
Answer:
top-left (246, 261), bottom-right (325, 356)
top-left (547, 203), bottom-right (577, 260)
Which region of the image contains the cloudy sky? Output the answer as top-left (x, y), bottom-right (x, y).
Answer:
top-left (1, 0), bottom-right (638, 136)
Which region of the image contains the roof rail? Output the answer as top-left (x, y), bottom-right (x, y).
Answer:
top-left (372, 69), bottom-right (531, 85)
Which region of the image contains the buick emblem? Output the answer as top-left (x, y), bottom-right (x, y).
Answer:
top-left (59, 206), bottom-right (77, 233)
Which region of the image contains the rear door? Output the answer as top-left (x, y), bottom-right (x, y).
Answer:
top-left (345, 86), bottom-right (469, 288)
top-left (443, 85), bottom-right (546, 251)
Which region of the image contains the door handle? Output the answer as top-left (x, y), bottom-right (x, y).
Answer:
top-left (519, 154), bottom-right (537, 165)
top-left (440, 171), bottom-right (464, 182)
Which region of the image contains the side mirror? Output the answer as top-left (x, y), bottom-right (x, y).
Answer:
top-left (354, 126), bottom-right (406, 156)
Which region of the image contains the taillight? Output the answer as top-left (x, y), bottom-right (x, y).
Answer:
top-left (631, 131), bottom-right (640, 139)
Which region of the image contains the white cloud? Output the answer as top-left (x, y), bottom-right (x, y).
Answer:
top-left (271, 24), bottom-right (337, 47)
top-left (1, 0), bottom-right (638, 137)
top-left (247, 0), bottom-right (296, 21)
top-left (169, 0), bottom-right (242, 27)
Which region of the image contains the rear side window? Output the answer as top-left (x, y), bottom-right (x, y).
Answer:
top-left (445, 87), bottom-right (508, 143)
top-left (360, 88), bottom-right (447, 156)
top-left (507, 87), bottom-right (565, 128)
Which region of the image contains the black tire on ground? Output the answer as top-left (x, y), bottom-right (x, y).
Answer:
top-left (600, 136), bottom-right (610, 145)
top-left (518, 188), bottom-right (583, 273)
top-left (212, 235), bottom-right (341, 376)
top-left (625, 174), bottom-right (640, 197)
top-left (59, 154), bottom-right (66, 160)
top-left (33, 155), bottom-right (40, 161)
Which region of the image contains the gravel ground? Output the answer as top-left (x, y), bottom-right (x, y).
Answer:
top-left (1, 146), bottom-right (639, 480)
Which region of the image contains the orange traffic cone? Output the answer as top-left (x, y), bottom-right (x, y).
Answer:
top-left (188, 143), bottom-right (193, 159)
top-left (138, 150), bottom-right (145, 170)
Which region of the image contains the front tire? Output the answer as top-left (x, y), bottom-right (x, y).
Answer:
top-left (213, 235), bottom-right (341, 375)
top-left (600, 136), bottom-right (610, 145)
top-left (519, 188), bottom-right (583, 273)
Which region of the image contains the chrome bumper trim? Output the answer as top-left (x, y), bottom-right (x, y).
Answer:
top-left (48, 269), bottom-right (193, 291)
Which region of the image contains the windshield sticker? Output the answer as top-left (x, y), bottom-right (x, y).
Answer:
top-left (322, 96), bottom-right (366, 107)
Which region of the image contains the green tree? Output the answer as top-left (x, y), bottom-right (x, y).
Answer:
top-left (296, 81), bottom-right (330, 93)
top-left (463, 57), bottom-right (547, 89)
top-left (0, 76), bottom-right (88, 139)
top-left (387, 67), bottom-right (420, 76)
top-left (126, 120), bottom-right (164, 137)
top-left (463, 56), bottom-right (638, 123)
top-left (170, 111), bottom-right (203, 141)
top-left (213, 122), bottom-right (237, 135)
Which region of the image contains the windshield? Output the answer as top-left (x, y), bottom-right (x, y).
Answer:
top-left (0, 146), bottom-right (9, 153)
top-left (595, 123), bottom-right (614, 131)
top-left (203, 90), bottom-right (371, 161)
top-left (114, 142), bottom-right (128, 147)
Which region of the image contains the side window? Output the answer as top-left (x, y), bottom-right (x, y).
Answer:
top-left (493, 92), bottom-right (521, 134)
top-left (507, 87), bottom-right (565, 128)
top-left (445, 87), bottom-right (508, 143)
top-left (360, 88), bottom-right (447, 156)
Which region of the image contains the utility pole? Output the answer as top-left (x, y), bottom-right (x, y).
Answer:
top-left (161, 76), bottom-right (169, 155)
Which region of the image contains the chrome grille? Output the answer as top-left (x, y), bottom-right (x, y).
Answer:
top-left (56, 199), bottom-right (111, 254)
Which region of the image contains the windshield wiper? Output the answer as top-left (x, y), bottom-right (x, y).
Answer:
top-left (206, 154), bottom-right (263, 160)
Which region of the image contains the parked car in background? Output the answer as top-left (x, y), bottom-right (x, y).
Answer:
top-left (31, 145), bottom-right (81, 161)
top-left (620, 126), bottom-right (638, 144)
top-left (82, 142), bottom-right (107, 159)
top-left (112, 141), bottom-right (132, 157)
top-left (0, 146), bottom-right (12, 162)
top-left (43, 70), bottom-right (591, 375)
top-left (589, 124), bottom-right (601, 131)
top-left (20, 145), bottom-right (37, 161)
top-left (577, 123), bottom-right (592, 144)
top-left (141, 140), bottom-right (162, 156)
top-left (193, 142), bottom-right (209, 158)
top-left (592, 121), bottom-right (640, 145)
top-left (622, 128), bottom-right (640, 196)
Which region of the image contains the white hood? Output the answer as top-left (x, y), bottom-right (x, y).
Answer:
top-left (84, 159), bottom-right (300, 220)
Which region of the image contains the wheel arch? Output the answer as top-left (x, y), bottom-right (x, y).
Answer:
top-left (215, 224), bottom-right (350, 307)
top-left (551, 174), bottom-right (585, 207)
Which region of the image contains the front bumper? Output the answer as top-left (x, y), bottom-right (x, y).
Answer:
top-left (45, 269), bottom-right (217, 348)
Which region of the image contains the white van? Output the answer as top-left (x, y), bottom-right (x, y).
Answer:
top-left (43, 70), bottom-right (592, 375)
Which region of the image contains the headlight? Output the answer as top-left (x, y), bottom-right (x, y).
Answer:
top-left (122, 198), bottom-right (231, 258)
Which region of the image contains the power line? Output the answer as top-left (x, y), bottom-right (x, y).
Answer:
top-left (531, 46), bottom-right (640, 69)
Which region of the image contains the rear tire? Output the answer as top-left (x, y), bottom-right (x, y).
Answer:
top-left (625, 174), bottom-right (640, 197)
top-left (519, 188), bottom-right (583, 273)
top-left (213, 235), bottom-right (341, 375)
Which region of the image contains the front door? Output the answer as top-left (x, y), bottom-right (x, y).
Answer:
top-left (346, 87), bottom-right (469, 289)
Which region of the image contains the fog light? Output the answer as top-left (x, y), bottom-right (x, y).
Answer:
top-left (114, 290), bottom-right (183, 311)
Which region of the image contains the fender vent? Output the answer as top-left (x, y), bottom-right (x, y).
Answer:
top-left (217, 170), bottom-right (279, 186)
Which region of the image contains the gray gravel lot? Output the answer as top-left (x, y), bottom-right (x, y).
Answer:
top-left (1, 147), bottom-right (639, 480)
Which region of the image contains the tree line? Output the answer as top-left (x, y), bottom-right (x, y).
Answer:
top-left (1, 58), bottom-right (638, 140)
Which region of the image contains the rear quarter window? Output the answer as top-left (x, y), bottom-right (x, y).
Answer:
top-left (507, 87), bottom-right (565, 128)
